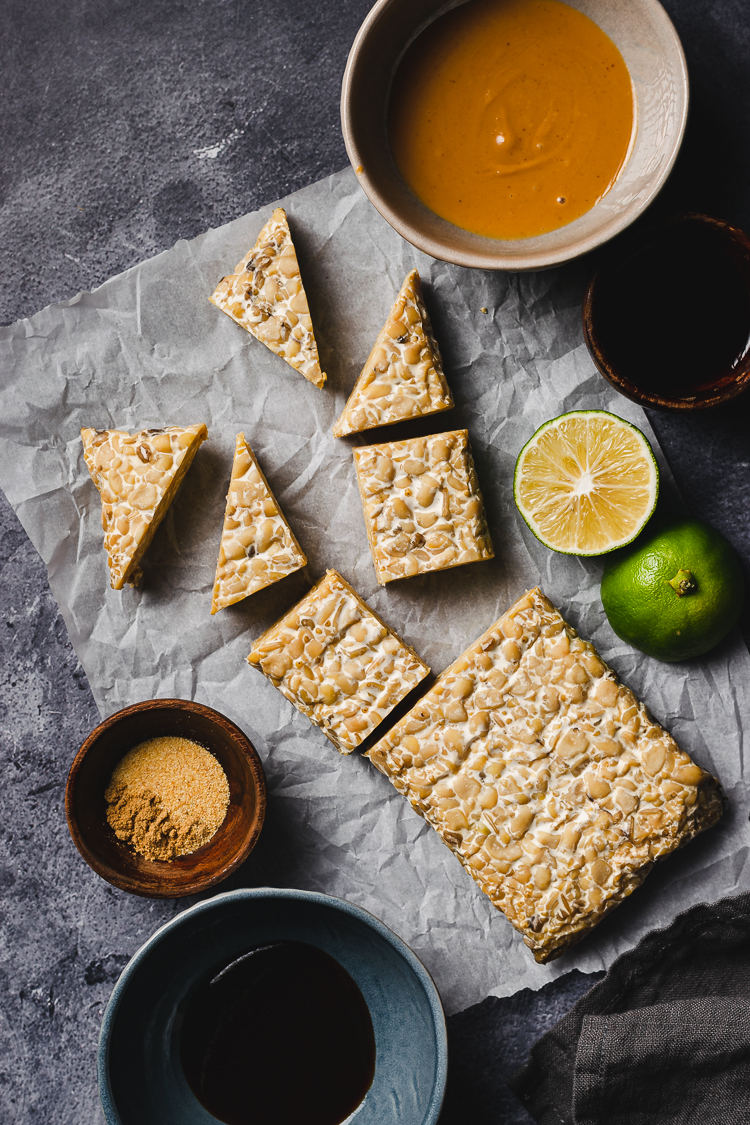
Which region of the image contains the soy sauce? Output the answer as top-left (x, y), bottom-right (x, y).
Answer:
top-left (591, 219), bottom-right (750, 399)
top-left (179, 941), bottom-right (376, 1125)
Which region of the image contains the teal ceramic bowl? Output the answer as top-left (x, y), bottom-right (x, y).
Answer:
top-left (98, 887), bottom-right (447, 1125)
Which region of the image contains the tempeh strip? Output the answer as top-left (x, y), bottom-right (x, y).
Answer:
top-left (212, 433), bottom-right (306, 613)
top-left (332, 269), bottom-right (453, 437)
top-left (210, 207), bottom-right (326, 388)
top-left (247, 569), bottom-right (429, 753)
top-left (353, 429), bottom-right (494, 585)
top-left (81, 423), bottom-right (208, 589)
top-left (366, 587), bottom-right (724, 963)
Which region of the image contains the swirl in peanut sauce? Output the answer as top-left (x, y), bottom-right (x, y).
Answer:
top-left (389, 0), bottom-right (635, 241)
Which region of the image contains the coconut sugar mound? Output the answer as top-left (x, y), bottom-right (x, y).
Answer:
top-left (105, 735), bottom-right (230, 861)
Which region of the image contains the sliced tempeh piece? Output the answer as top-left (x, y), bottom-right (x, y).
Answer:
top-left (366, 587), bottom-right (724, 964)
top-left (212, 433), bottom-right (306, 614)
top-left (354, 429), bottom-right (494, 584)
top-left (81, 423), bottom-right (208, 589)
top-left (247, 568), bottom-right (429, 753)
top-left (333, 269), bottom-right (453, 437)
top-left (209, 207), bottom-right (326, 388)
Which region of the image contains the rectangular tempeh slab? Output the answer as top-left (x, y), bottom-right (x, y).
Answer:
top-left (247, 569), bottom-right (429, 753)
top-left (366, 588), bottom-right (724, 963)
top-left (353, 429), bottom-right (494, 584)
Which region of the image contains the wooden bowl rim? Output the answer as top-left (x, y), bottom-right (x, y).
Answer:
top-left (583, 212), bottom-right (750, 412)
top-left (65, 698), bottom-right (267, 898)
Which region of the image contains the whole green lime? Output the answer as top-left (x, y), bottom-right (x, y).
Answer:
top-left (601, 517), bottom-right (745, 662)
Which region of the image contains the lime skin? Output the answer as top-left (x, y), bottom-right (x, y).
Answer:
top-left (601, 517), bottom-right (745, 662)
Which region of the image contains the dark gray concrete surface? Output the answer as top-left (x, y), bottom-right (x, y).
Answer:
top-left (1, 1), bottom-right (749, 1122)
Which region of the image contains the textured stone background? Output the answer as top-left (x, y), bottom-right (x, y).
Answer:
top-left (1, 1), bottom-right (749, 1122)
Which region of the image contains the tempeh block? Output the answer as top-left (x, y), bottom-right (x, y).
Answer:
top-left (353, 429), bottom-right (494, 584)
top-left (212, 433), bottom-right (306, 613)
top-left (332, 269), bottom-right (453, 437)
top-left (82, 423), bottom-right (208, 590)
top-left (210, 207), bottom-right (326, 388)
top-left (366, 588), bottom-right (724, 963)
top-left (247, 569), bottom-right (429, 753)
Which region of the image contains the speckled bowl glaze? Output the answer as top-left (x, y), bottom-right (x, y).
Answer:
top-left (98, 888), bottom-right (447, 1125)
top-left (341, 0), bottom-right (689, 271)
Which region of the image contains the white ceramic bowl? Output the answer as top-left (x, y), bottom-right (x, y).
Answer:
top-left (341, 0), bottom-right (689, 271)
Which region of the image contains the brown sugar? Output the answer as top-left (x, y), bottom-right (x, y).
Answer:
top-left (104, 735), bottom-right (230, 861)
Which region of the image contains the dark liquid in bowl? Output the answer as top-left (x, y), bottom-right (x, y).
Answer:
top-left (179, 940), bottom-right (376, 1125)
top-left (593, 223), bottom-right (750, 398)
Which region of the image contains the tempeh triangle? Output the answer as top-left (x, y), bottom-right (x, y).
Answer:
top-left (210, 207), bottom-right (326, 388)
top-left (211, 433), bottom-right (306, 613)
top-left (81, 423), bottom-right (208, 589)
top-left (332, 268), bottom-right (453, 437)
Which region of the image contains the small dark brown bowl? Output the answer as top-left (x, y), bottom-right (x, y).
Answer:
top-left (583, 213), bottom-right (750, 411)
top-left (65, 699), bottom-right (266, 898)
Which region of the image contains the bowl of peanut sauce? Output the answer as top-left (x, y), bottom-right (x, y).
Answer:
top-left (342, 0), bottom-right (688, 271)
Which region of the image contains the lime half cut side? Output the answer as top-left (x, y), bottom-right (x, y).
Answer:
top-left (513, 410), bottom-right (659, 556)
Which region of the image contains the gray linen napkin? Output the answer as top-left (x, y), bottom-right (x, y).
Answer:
top-left (510, 893), bottom-right (750, 1125)
top-left (574, 999), bottom-right (750, 1124)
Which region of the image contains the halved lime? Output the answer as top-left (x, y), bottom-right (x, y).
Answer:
top-left (513, 410), bottom-right (659, 555)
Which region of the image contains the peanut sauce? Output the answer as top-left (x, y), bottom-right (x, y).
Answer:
top-left (389, 0), bottom-right (635, 240)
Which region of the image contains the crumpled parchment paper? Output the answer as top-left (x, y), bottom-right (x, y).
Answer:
top-left (1, 167), bottom-right (749, 1014)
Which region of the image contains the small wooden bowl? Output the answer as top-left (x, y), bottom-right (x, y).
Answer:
top-left (583, 213), bottom-right (750, 411)
top-left (65, 699), bottom-right (266, 898)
